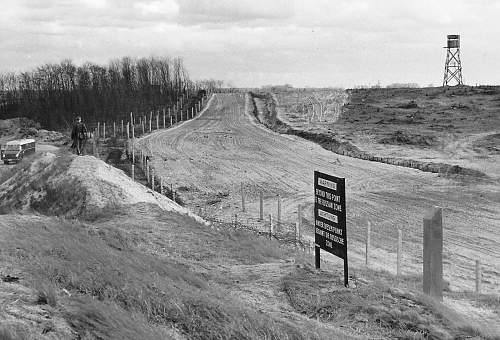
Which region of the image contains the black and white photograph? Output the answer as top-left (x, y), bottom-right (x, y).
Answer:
top-left (0, 1), bottom-right (499, 339)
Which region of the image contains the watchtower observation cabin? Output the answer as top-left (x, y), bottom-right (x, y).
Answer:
top-left (443, 34), bottom-right (463, 86)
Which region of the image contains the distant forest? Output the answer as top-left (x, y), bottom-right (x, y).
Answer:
top-left (0, 57), bottom-right (222, 129)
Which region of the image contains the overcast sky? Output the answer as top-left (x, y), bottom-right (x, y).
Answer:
top-left (0, 0), bottom-right (498, 88)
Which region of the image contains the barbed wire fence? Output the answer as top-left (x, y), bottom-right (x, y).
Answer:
top-left (90, 90), bottom-right (499, 299)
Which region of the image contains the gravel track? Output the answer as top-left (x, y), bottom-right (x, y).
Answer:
top-left (137, 93), bottom-right (500, 300)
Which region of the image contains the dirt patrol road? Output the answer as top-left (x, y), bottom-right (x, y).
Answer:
top-left (137, 93), bottom-right (500, 300)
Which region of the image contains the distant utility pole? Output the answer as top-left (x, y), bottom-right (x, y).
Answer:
top-left (443, 34), bottom-right (463, 86)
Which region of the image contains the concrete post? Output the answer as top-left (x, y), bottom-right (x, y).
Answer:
top-left (423, 206), bottom-right (443, 301)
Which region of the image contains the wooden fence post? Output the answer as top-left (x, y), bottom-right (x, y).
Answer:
top-left (151, 169), bottom-right (155, 190)
top-left (366, 221), bottom-right (371, 267)
top-left (423, 206), bottom-right (443, 301)
top-left (259, 191), bottom-right (263, 221)
top-left (146, 160), bottom-right (150, 183)
top-left (191, 107), bottom-right (194, 119)
top-left (397, 228), bottom-right (402, 278)
top-left (131, 141), bottom-right (135, 163)
top-left (476, 259), bottom-right (482, 297)
top-left (269, 214), bottom-right (273, 240)
top-left (131, 164), bottom-right (135, 181)
top-left (156, 113), bottom-right (159, 130)
top-left (163, 108), bottom-right (166, 128)
top-left (241, 183), bottom-right (245, 212)
top-left (277, 194), bottom-right (282, 227)
top-left (113, 122), bottom-right (116, 138)
top-left (103, 122), bottom-right (106, 140)
top-left (97, 122), bottom-right (100, 139)
top-left (126, 122), bottom-right (129, 139)
top-left (121, 120), bottom-right (124, 137)
top-left (297, 204), bottom-right (302, 237)
top-left (149, 112), bottom-right (152, 132)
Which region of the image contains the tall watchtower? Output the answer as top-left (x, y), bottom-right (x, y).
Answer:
top-left (443, 35), bottom-right (463, 86)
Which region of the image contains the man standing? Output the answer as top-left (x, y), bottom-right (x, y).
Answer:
top-left (71, 116), bottom-right (87, 155)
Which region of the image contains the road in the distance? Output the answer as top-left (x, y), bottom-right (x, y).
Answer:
top-left (137, 93), bottom-right (500, 298)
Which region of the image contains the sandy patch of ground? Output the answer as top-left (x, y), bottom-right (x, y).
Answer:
top-left (66, 155), bottom-right (207, 225)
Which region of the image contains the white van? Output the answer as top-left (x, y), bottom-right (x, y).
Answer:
top-left (3, 139), bottom-right (36, 164)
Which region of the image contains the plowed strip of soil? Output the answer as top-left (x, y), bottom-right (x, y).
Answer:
top-left (137, 93), bottom-right (500, 303)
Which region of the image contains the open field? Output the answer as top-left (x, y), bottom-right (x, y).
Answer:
top-left (136, 92), bottom-right (500, 335)
top-left (274, 86), bottom-right (500, 179)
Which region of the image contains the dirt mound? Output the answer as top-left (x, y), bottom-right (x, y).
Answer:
top-left (0, 151), bottom-right (206, 224)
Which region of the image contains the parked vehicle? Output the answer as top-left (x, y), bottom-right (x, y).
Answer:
top-left (3, 139), bottom-right (36, 164)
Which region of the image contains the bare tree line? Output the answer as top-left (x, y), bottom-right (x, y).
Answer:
top-left (0, 56), bottom-right (223, 129)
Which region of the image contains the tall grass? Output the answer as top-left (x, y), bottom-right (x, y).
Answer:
top-left (0, 214), bottom-right (337, 339)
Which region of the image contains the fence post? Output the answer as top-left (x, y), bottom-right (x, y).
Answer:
top-left (97, 122), bottom-right (100, 139)
top-left (126, 122), bottom-right (130, 139)
top-left (163, 108), bottom-right (166, 128)
top-left (297, 204), bottom-right (302, 237)
top-left (476, 259), bottom-right (482, 297)
top-left (277, 194), bottom-right (281, 227)
top-left (269, 214), bottom-right (273, 240)
top-left (191, 107), bottom-right (194, 119)
top-left (366, 221), bottom-right (371, 267)
top-left (259, 191), bottom-right (263, 220)
top-left (241, 183), bottom-right (245, 212)
top-left (146, 160), bottom-right (150, 183)
top-left (423, 206), bottom-right (443, 301)
top-left (151, 169), bottom-right (155, 190)
top-left (103, 122), bottom-right (106, 140)
top-left (156, 113), bottom-right (159, 130)
top-left (149, 112), bottom-right (152, 132)
top-left (121, 120), bottom-right (124, 137)
top-left (397, 228), bottom-right (402, 278)
top-left (131, 141), bottom-right (135, 163)
top-left (131, 164), bottom-right (135, 181)
top-left (160, 178), bottom-right (163, 195)
top-left (113, 122), bottom-right (116, 138)
top-left (140, 150), bottom-right (143, 169)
